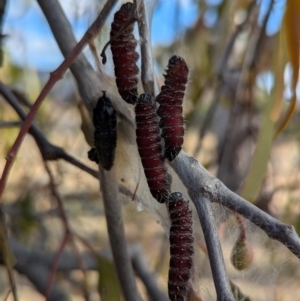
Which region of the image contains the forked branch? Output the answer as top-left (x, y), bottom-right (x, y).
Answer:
top-left (171, 151), bottom-right (300, 259)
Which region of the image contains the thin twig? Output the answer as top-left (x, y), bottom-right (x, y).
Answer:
top-left (3, 289), bottom-right (11, 301)
top-left (45, 232), bottom-right (70, 300)
top-left (44, 161), bottom-right (90, 299)
top-left (0, 82), bottom-right (99, 178)
top-left (88, 39), bottom-right (106, 76)
top-left (6, 239), bottom-right (70, 301)
top-left (74, 233), bottom-right (101, 259)
top-left (0, 121), bottom-right (22, 128)
top-left (171, 151), bottom-right (300, 259)
top-left (135, 0), bottom-right (157, 96)
top-left (0, 208), bottom-right (18, 301)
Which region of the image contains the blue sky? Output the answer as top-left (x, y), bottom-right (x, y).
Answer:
top-left (2, 0), bottom-right (286, 72)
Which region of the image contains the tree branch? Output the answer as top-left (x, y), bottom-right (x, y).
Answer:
top-left (171, 151), bottom-right (300, 259)
top-left (171, 154), bottom-right (234, 301)
top-left (36, 2), bottom-right (146, 299)
top-left (0, 121), bottom-right (22, 128)
top-left (99, 167), bottom-right (143, 301)
top-left (193, 193), bottom-right (235, 301)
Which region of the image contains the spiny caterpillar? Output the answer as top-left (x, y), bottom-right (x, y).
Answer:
top-left (157, 55), bottom-right (188, 161)
top-left (135, 93), bottom-right (170, 203)
top-left (91, 91), bottom-right (117, 170)
top-left (168, 192), bottom-right (194, 301)
top-left (110, 2), bottom-right (139, 105)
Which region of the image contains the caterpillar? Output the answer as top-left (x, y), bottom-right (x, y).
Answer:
top-left (168, 192), bottom-right (194, 301)
top-left (92, 91), bottom-right (117, 170)
top-left (135, 93), bottom-right (170, 203)
top-left (110, 2), bottom-right (139, 105)
top-left (157, 55), bottom-right (188, 161)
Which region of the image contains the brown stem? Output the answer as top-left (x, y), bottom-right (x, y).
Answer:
top-left (44, 161), bottom-right (90, 298)
top-left (45, 232), bottom-right (70, 300)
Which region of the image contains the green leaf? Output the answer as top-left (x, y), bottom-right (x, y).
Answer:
top-left (274, 0), bottom-right (300, 137)
top-left (97, 256), bottom-right (123, 301)
top-left (240, 94), bottom-right (275, 203)
top-left (0, 212), bottom-right (17, 268)
top-left (230, 281), bottom-right (251, 301)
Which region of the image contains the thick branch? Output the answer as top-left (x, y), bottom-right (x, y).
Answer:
top-left (171, 151), bottom-right (300, 259)
top-left (171, 154), bottom-right (234, 301)
top-left (99, 167), bottom-right (143, 301)
top-left (193, 193), bottom-right (234, 301)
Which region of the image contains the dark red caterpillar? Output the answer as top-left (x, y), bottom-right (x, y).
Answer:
top-left (135, 93), bottom-right (170, 203)
top-left (91, 91), bottom-right (117, 170)
top-left (110, 2), bottom-right (139, 105)
top-left (168, 192), bottom-right (194, 301)
top-left (157, 55), bottom-right (188, 161)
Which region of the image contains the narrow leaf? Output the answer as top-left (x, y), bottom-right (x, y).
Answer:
top-left (97, 256), bottom-right (123, 301)
top-left (240, 96), bottom-right (275, 202)
top-left (270, 31), bottom-right (285, 123)
top-left (274, 0), bottom-right (300, 137)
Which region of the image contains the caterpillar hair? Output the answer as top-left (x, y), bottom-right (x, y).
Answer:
top-left (157, 55), bottom-right (188, 161)
top-left (135, 93), bottom-right (170, 203)
top-left (168, 192), bottom-right (194, 301)
top-left (110, 2), bottom-right (139, 105)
